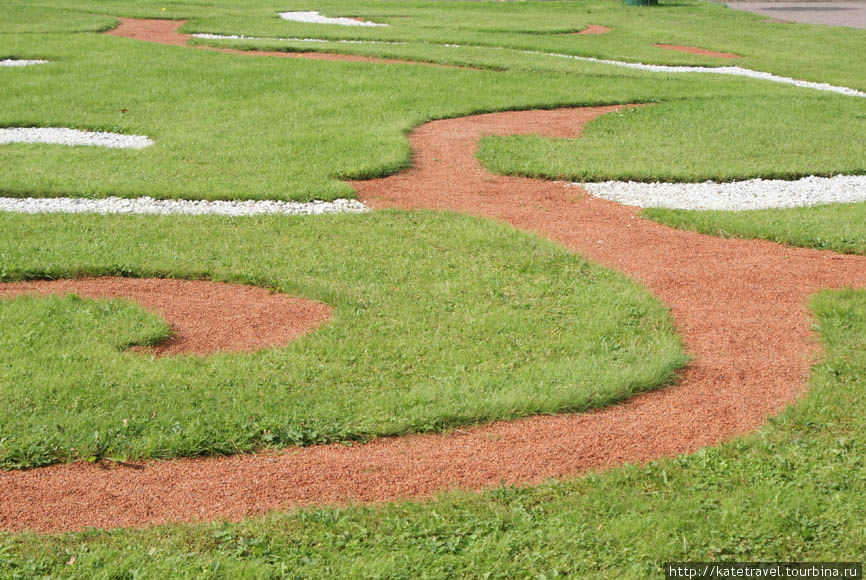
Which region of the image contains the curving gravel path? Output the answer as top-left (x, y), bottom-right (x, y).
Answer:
top-left (0, 59), bottom-right (48, 67)
top-left (0, 196), bottom-right (368, 216)
top-left (581, 175), bottom-right (866, 211)
top-left (4, 106), bottom-right (866, 534)
top-left (0, 127), bottom-right (153, 149)
top-left (278, 11), bottom-right (388, 27)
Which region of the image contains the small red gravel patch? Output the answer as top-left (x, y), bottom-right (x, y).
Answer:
top-left (655, 43), bottom-right (742, 59)
top-left (0, 277), bottom-right (331, 356)
top-left (575, 25), bottom-right (611, 35)
top-left (4, 106), bottom-right (866, 533)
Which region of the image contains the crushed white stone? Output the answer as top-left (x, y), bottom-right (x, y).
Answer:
top-left (278, 11), bottom-right (388, 27)
top-left (0, 59), bottom-right (48, 67)
top-left (192, 26), bottom-right (866, 98)
top-left (194, 33), bottom-right (402, 45)
top-left (580, 175), bottom-right (866, 211)
top-left (0, 196), bottom-right (369, 216)
top-left (0, 127), bottom-right (153, 149)
top-left (530, 51), bottom-right (866, 98)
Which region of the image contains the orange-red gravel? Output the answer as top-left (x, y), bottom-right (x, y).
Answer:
top-left (0, 278), bottom-right (331, 356)
top-left (576, 25), bottom-right (612, 35)
top-left (655, 43), bottom-right (742, 59)
top-left (3, 105), bottom-right (866, 534)
top-left (105, 18), bottom-right (458, 67)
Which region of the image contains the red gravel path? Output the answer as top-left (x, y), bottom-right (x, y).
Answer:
top-left (655, 43), bottom-right (742, 59)
top-left (105, 18), bottom-right (457, 67)
top-left (576, 25), bottom-right (612, 35)
top-left (3, 107), bottom-right (865, 534)
top-left (0, 278), bottom-right (331, 356)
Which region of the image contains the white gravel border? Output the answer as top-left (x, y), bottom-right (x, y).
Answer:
top-left (0, 128), bottom-right (153, 149)
top-left (524, 51), bottom-right (866, 98)
top-left (190, 28), bottom-right (866, 98)
top-left (278, 11), bottom-right (388, 27)
top-left (580, 175), bottom-right (866, 210)
top-left (194, 33), bottom-right (402, 45)
top-left (0, 196), bottom-right (368, 216)
top-left (0, 59), bottom-right (48, 67)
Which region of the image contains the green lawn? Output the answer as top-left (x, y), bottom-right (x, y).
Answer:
top-left (645, 203), bottom-right (866, 256)
top-left (2, 0), bottom-right (865, 201)
top-left (2, 288), bottom-right (864, 578)
top-left (2, 0), bottom-right (866, 573)
top-left (479, 95), bottom-right (866, 183)
top-left (0, 211), bottom-right (685, 469)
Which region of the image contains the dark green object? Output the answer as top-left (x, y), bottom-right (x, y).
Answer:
top-left (624, 0), bottom-right (658, 5)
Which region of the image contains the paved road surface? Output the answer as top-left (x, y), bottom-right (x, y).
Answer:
top-left (724, 1), bottom-right (866, 28)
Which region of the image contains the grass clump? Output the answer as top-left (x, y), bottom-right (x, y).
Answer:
top-left (646, 202), bottom-right (866, 256)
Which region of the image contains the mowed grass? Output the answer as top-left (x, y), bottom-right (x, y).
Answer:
top-left (0, 211), bottom-right (686, 469)
top-left (2, 0), bottom-right (866, 202)
top-left (36, 0), bottom-right (866, 89)
top-left (478, 95), bottom-right (866, 183)
top-left (2, 289), bottom-right (865, 577)
top-left (646, 203), bottom-right (866, 256)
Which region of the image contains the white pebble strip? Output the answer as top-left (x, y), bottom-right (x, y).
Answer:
top-left (0, 128), bottom-right (153, 149)
top-left (0, 196), bottom-right (368, 216)
top-left (278, 11), bottom-right (388, 27)
top-left (192, 28), bottom-right (865, 98)
top-left (531, 51), bottom-right (866, 98)
top-left (580, 175), bottom-right (866, 211)
top-left (0, 59), bottom-right (48, 67)
top-left (194, 33), bottom-right (402, 45)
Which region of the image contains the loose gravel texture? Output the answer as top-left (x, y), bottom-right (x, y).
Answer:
top-left (528, 51), bottom-right (866, 98)
top-left (5, 107), bottom-right (866, 534)
top-left (108, 18), bottom-right (452, 67)
top-left (278, 11), bottom-right (388, 27)
top-left (655, 44), bottom-right (741, 59)
top-left (194, 33), bottom-right (403, 45)
top-left (0, 59), bottom-right (48, 67)
top-left (581, 175), bottom-right (866, 210)
top-left (0, 196), bottom-right (368, 216)
top-left (0, 278), bottom-right (332, 356)
top-left (0, 127), bottom-right (153, 149)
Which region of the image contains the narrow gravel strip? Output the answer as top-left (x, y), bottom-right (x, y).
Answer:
top-left (533, 51), bottom-right (866, 98)
top-left (190, 27), bottom-right (865, 98)
top-left (278, 11), bottom-right (388, 27)
top-left (0, 196), bottom-right (368, 216)
top-left (194, 33), bottom-right (403, 45)
top-left (581, 175), bottom-right (866, 210)
top-left (0, 59), bottom-right (48, 67)
top-left (0, 128), bottom-right (153, 149)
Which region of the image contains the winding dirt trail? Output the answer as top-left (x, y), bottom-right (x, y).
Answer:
top-left (0, 278), bottom-right (331, 356)
top-left (3, 106), bottom-right (866, 533)
top-left (105, 18), bottom-right (459, 67)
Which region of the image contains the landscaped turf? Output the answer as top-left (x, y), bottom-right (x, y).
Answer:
top-left (2, 289), bottom-right (864, 578)
top-left (0, 211), bottom-right (685, 469)
top-left (2, 0), bottom-right (865, 202)
top-left (645, 203), bottom-right (866, 256)
top-left (479, 95), bottom-right (866, 183)
top-left (3, 0), bottom-right (866, 572)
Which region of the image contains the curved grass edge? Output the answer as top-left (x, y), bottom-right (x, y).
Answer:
top-left (0, 210), bottom-right (687, 470)
top-left (0, 288), bottom-right (862, 574)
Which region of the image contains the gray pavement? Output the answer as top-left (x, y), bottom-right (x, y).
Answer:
top-left (723, 1), bottom-right (866, 28)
